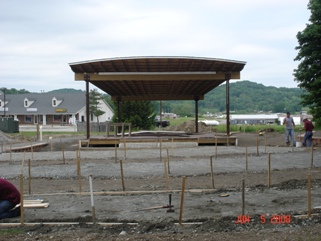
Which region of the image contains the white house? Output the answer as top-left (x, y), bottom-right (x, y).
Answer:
top-left (0, 92), bottom-right (114, 125)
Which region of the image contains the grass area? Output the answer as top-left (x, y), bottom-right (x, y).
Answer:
top-left (11, 117), bottom-right (314, 139)
top-left (165, 116), bottom-right (193, 126)
top-left (0, 228), bottom-right (23, 236)
top-left (166, 117), bottom-right (305, 133)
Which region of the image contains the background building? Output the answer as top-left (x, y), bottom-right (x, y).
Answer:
top-left (0, 93), bottom-right (114, 125)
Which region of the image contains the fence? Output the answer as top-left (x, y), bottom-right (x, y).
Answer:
top-left (77, 122), bottom-right (108, 133)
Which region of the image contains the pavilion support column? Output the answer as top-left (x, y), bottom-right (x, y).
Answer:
top-left (159, 100), bottom-right (162, 128)
top-left (85, 74), bottom-right (90, 139)
top-left (116, 96), bottom-right (122, 134)
top-left (225, 73), bottom-right (231, 137)
top-left (194, 96), bottom-right (199, 133)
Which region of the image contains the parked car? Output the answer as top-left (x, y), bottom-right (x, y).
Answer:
top-left (155, 119), bottom-right (170, 127)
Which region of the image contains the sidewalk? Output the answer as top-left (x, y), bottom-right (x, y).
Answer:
top-left (19, 124), bottom-right (78, 132)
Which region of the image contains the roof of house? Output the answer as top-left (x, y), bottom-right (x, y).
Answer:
top-left (1, 92), bottom-right (88, 115)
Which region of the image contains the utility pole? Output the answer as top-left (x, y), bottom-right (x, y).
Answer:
top-left (1, 88), bottom-right (6, 117)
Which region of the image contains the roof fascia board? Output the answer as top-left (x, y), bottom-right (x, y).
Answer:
top-left (99, 71), bottom-right (217, 75)
top-left (111, 95), bottom-right (205, 101)
top-left (74, 72), bottom-right (240, 81)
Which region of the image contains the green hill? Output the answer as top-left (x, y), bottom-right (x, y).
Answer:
top-left (154, 81), bottom-right (304, 116)
top-left (46, 88), bottom-right (85, 94)
top-left (4, 81), bottom-right (303, 115)
top-left (201, 80), bottom-right (303, 114)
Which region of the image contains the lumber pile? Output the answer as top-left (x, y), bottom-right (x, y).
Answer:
top-left (15, 199), bottom-right (49, 209)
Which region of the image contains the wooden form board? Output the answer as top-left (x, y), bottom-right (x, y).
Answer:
top-left (15, 199), bottom-right (49, 209)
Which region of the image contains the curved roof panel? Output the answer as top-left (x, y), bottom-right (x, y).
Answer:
top-left (69, 56), bottom-right (246, 101)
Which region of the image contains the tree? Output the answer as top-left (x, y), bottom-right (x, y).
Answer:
top-left (0, 88), bottom-right (31, 94)
top-left (294, 0), bottom-right (321, 126)
top-left (89, 89), bottom-right (105, 131)
top-left (112, 100), bottom-right (155, 130)
top-left (171, 101), bottom-right (194, 117)
top-left (102, 94), bottom-right (115, 110)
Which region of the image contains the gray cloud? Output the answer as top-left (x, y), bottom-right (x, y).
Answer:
top-left (0, 0), bottom-right (310, 92)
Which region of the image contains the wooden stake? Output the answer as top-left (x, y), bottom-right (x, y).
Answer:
top-left (28, 159), bottom-right (31, 195)
top-left (62, 144), bottom-right (65, 164)
top-left (77, 140), bottom-right (80, 157)
top-left (268, 153), bottom-right (271, 187)
top-left (163, 157), bottom-right (169, 191)
top-left (89, 175), bottom-right (96, 224)
top-left (159, 138), bottom-right (162, 163)
top-left (21, 153), bottom-right (25, 175)
top-left (10, 144), bottom-right (12, 161)
top-left (20, 174), bottom-right (24, 225)
top-left (124, 138), bottom-right (127, 158)
top-left (166, 148), bottom-right (171, 174)
top-left (246, 145), bottom-right (248, 173)
top-left (210, 156), bottom-right (215, 189)
top-left (76, 151), bottom-right (82, 193)
top-left (50, 139), bottom-right (53, 152)
top-left (308, 174), bottom-right (311, 218)
top-left (242, 178), bottom-right (245, 215)
top-left (120, 160), bottom-right (125, 191)
top-left (171, 138), bottom-right (174, 156)
top-left (114, 140), bottom-right (117, 163)
top-left (215, 135), bottom-right (218, 159)
top-left (310, 142), bottom-right (314, 168)
top-left (179, 176), bottom-right (186, 225)
top-left (36, 123), bottom-right (40, 141)
top-left (31, 141), bottom-right (33, 159)
top-left (256, 137), bottom-right (259, 156)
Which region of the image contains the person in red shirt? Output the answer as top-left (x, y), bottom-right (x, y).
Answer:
top-left (0, 178), bottom-right (21, 219)
top-left (301, 118), bottom-right (315, 147)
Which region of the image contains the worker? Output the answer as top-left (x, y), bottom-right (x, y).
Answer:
top-left (0, 178), bottom-right (21, 219)
top-left (301, 118), bottom-right (314, 147)
top-left (283, 112), bottom-right (296, 146)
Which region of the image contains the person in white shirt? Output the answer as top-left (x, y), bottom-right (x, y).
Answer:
top-left (282, 112), bottom-right (296, 146)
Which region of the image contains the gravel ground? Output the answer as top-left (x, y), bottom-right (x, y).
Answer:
top-left (0, 131), bottom-right (321, 240)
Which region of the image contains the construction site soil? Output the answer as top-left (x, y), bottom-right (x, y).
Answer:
top-left (1, 122), bottom-right (321, 241)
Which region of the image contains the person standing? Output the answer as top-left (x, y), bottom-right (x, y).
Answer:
top-left (0, 178), bottom-right (21, 219)
top-left (301, 118), bottom-right (314, 147)
top-left (282, 112), bottom-right (296, 146)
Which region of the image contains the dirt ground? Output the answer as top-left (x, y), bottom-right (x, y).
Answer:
top-left (1, 123), bottom-right (321, 241)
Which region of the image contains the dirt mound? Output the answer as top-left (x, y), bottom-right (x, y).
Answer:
top-left (166, 120), bottom-right (216, 133)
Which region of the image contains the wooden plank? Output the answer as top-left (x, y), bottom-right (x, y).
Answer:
top-left (15, 202), bottom-right (49, 209)
top-left (24, 199), bottom-right (44, 202)
top-left (9, 143), bottom-right (48, 152)
top-left (24, 188), bottom-right (218, 196)
top-left (293, 213), bottom-right (319, 218)
top-left (0, 222), bottom-right (139, 227)
top-left (23, 203), bottom-right (49, 208)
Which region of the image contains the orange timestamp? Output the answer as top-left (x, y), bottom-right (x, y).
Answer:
top-left (234, 214), bottom-right (291, 224)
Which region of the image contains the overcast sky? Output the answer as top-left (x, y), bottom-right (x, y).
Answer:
top-left (1, 0), bottom-right (310, 93)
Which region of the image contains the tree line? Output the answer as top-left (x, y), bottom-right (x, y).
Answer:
top-left (1, 80), bottom-right (305, 119)
top-left (152, 81), bottom-right (304, 116)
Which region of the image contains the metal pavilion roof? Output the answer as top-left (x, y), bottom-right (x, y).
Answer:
top-left (69, 56), bottom-right (246, 101)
